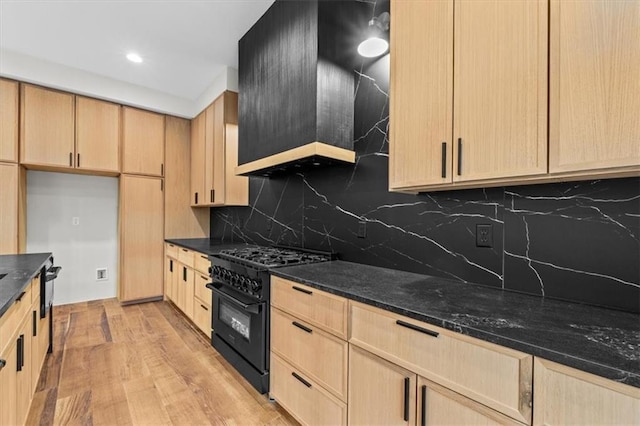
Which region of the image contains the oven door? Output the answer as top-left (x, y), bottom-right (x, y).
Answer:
top-left (210, 283), bottom-right (267, 372)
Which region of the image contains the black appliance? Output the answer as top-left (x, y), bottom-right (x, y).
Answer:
top-left (206, 246), bottom-right (334, 394)
top-left (40, 257), bottom-right (60, 353)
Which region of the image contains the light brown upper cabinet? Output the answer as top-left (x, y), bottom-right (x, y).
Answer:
top-left (191, 91), bottom-right (248, 207)
top-left (75, 96), bottom-right (120, 173)
top-left (390, 0), bottom-right (548, 192)
top-left (549, 0), bottom-right (640, 174)
top-left (20, 84), bottom-right (75, 168)
top-left (0, 79), bottom-right (19, 163)
top-left (122, 106), bottom-right (165, 177)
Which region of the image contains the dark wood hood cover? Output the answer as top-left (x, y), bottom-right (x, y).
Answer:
top-left (236, 0), bottom-right (369, 176)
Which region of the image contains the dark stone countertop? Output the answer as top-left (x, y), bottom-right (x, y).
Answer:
top-left (164, 238), bottom-right (250, 255)
top-left (0, 253), bottom-right (52, 318)
top-left (272, 260), bottom-right (640, 388)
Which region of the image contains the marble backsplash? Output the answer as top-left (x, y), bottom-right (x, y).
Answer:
top-left (212, 0), bottom-right (640, 313)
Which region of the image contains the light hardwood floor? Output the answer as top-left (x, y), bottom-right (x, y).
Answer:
top-left (26, 298), bottom-right (297, 425)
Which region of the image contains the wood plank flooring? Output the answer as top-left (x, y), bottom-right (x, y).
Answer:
top-left (25, 298), bottom-right (298, 425)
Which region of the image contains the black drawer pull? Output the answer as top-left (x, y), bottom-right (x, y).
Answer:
top-left (292, 372), bottom-right (312, 388)
top-left (17, 335), bottom-right (24, 371)
top-left (292, 321), bottom-right (312, 334)
top-left (403, 377), bottom-right (410, 421)
top-left (200, 304), bottom-right (209, 311)
top-left (441, 142), bottom-right (447, 178)
top-left (183, 267), bottom-right (187, 282)
top-left (77, 153), bottom-right (81, 168)
top-left (396, 320), bottom-right (439, 338)
top-left (182, 249), bottom-right (188, 252)
top-left (201, 275), bottom-right (208, 280)
top-left (200, 255), bottom-right (208, 260)
top-left (457, 138), bottom-right (462, 176)
top-left (195, 192), bottom-right (198, 204)
top-left (16, 291), bottom-right (26, 302)
top-left (169, 260), bottom-right (173, 272)
top-left (33, 310), bottom-right (37, 337)
top-left (292, 286), bottom-right (312, 295)
top-left (421, 385), bottom-right (427, 426)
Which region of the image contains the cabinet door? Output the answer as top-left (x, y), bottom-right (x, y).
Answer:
top-left (0, 78), bottom-right (19, 162)
top-left (122, 107), bottom-right (165, 176)
top-left (389, 0), bottom-right (453, 189)
top-left (20, 84), bottom-right (75, 168)
top-left (417, 376), bottom-right (521, 426)
top-left (0, 339), bottom-right (18, 426)
top-left (204, 103), bottom-right (217, 205)
top-left (0, 163), bottom-right (19, 255)
top-left (209, 96), bottom-right (225, 205)
top-left (16, 316), bottom-right (32, 425)
top-left (453, 0), bottom-right (548, 182)
top-left (31, 306), bottom-right (40, 392)
top-left (348, 345), bottom-right (416, 426)
top-left (75, 96), bottom-right (120, 173)
top-left (119, 175), bottom-right (164, 302)
top-left (533, 358), bottom-right (640, 425)
top-left (190, 110), bottom-right (206, 206)
top-left (549, 0), bottom-right (640, 173)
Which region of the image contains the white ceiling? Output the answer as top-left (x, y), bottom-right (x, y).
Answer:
top-left (0, 0), bottom-right (275, 117)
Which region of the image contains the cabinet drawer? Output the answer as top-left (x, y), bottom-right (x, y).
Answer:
top-left (271, 277), bottom-right (347, 339)
top-left (166, 243), bottom-right (178, 258)
top-left (271, 307), bottom-right (347, 401)
top-left (194, 252), bottom-right (210, 275)
top-left (349, 301), bottom-right (533, 424)
top-left (177, 248), bottom-right (194, 268)
top-left (193, 301), bottom-right (211, 336)
top-left (0, 285), bottom-right (32, 354)
top-left (270, 353), bottom-right (346, 426)
top-left (194, 273), bottom-right (211, 303)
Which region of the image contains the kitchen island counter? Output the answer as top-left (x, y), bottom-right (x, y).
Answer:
top-left (0, 253), bottom-right (52, 318)
top-left (272, 260), bottom-right (640, 388)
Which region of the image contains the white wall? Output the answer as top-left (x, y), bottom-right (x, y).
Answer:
top-left (26, 171), bottom-right (119, 305)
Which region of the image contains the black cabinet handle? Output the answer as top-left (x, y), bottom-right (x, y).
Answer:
top-left (200, 304), bottom-right (209, 311)
top-left (292, 372), bottom-right (312, 388)
top-left (33, 310), bottom-right (37, 337)
top-left (292, 286), bottom-right (312, 295)
top-left (292, 321), bottom-right (312, 334)
top-left (169, 259), bottom-right (173, 272)
top-left (17, 335), bottom-right (24, 372)
top-left (16, 291), bottom-right (26, 302)
top-left (210, 189), bottom-right (214, 202)
top-left (182, 249), bottom-right (188, 252)
top-left (396, 320), bottom-right (439, 338)
top-left (69, 152), bottom-right (73, 167)
top-left (457, 138), bottom-right (462, 176)
top-left (200, 255), bottom-right (207, 260)
top-left (183, 267), bottom-right (187, 282)
top-left (441, 142), bottom-right (447, 178)
top-left (0, 359), bottom-right (6, 370)
top-left (77, 153), bottom-right (80, 168)
top-left (161, 163), bottom-right (164, 176)
top-left (195, 192), bottom-right (198, 204)
top-left (200, 275), bottom-right (208, 280)
top-left (421, 385), bottom-right (427, 426)
top-left (403, 377), bottom-right (410, 421)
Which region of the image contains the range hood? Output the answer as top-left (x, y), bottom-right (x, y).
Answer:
top-left (236, 0), bottom-right (369, 177)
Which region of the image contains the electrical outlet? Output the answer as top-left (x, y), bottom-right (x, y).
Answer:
top-left (96, 268), bottom-right (108, 281)
top-left (476, 224), bottom-right (493, 248)
top-left (357, 221), bottom-right (367, 238)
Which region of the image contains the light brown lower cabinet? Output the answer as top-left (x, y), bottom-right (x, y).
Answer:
top-left (348, 344), bottom-right (416, 426)
top-left (0, 337), bottom-right (18, 425)
top-left (271, 353), bottom-right (347, 426)
top-left (533, 358), bottom-right (640, 425)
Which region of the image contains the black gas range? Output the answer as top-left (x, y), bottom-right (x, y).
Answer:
top-left (206, 245), bottom-right (335, 393)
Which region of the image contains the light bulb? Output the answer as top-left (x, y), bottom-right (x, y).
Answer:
top-left (357, 37), bottom-right (389, 58)
top-left (126, 52), bottom-right (143, 63)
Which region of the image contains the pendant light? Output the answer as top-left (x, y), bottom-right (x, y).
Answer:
top-left (358, 12), bottom-right (390, 58)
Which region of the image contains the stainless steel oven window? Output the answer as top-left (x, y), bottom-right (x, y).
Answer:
top-left (219, 301), bottom-right (251, 340)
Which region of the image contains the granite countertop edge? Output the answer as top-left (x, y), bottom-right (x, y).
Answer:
top-left (271, 266), bottom-right (640, 389)
top-left (0, 253), bottom-right (53, 318)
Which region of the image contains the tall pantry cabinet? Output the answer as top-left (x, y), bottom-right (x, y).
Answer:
top-left (0, 79), bottom-right (22, 254)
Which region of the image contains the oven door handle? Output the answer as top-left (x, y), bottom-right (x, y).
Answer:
top-left (207, 283), bottom-right (261, 314)
top-left (45, 266), bottom-right (61, 282)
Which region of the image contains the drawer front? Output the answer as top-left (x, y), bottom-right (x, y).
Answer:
top-left (270, 353), bottom-right (347, 426)
top-left (194, 273), bottom-right (211, 303)
top-left (271, 307), bottom-right (347, 401)
top-left (194, 252), bottom-right (210, 275)
top-left (271, 277), bottom-right (347, 339)
top-left (349, 301), bottom-right (532, 424)
top-left (166, 243), bottom-right (178, 258)
top-left (0, 285), bottom-right (32, 354)
top-left (177, 248), bottom-right (194, 268)
top-left (193, 301), bottom-right (211, 336)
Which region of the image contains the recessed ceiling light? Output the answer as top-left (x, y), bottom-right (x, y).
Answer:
top-left (126, 52), bottom-right (143, 63)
